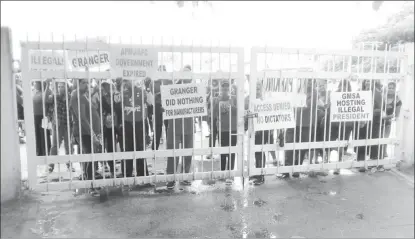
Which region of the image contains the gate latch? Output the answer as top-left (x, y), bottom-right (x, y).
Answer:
top-left (245, 111), bottom-right (258, 119)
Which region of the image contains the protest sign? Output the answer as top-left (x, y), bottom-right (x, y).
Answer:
top-left (261, 78), bottom-right (306, 107)
top-left (252, 99), bottom-right (295, 131)
top-left (161, 83), bottom-right (207, 120)
top-left (110, 46), bottom-right (157, 80)
top-left (29, 50), bottom-right (65, 71)
top-left (330, 91), bottom-right (373, 122)
top-left (68, 50), bottom-right (110, 70)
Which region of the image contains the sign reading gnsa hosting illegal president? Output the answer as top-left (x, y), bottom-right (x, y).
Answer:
top-left (330, 91), bottom-right (373, 122)
top-left (252, 99), bottom-right (295, 131)
top-left (161, 83), bottom-right (207, 120)
top-left (110, 45), bottom-right (157, 80)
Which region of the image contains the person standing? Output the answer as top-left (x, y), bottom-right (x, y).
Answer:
top-left (33, 81), bottom-right (52, 157)
top-left (101, 80), bottom-right (119, 176)
top-left (165, 78), bottom-right (194, 189)
top-left (119, 79), bottom-right (149, 178)
top-left (70, 78), bottom-right (101, 180)
top-left (284, 79), bottom-right (319, 178)
top-left (381, 81), bottom-right (402, 158)
top-left (47, 81), bottom-right (74, 173)
top-left (212, 79), bottom-right (238, 184)
top-left (356, 80), bottom-right (384, 163)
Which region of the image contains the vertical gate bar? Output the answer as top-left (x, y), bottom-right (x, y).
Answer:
top-left (85, 38), bottom-right (96, 187)
top-left (21, 34), bottom-right (37, 190)
top-left (120, 36), bottom-right (127, 181)
top-left (341, 56), bottom-right (347, 163)
top-left (355, 46), bottom-right (362, 162)
top-left (261, 47), bottom-right (267, 176)
top-left (368, 44), bottom-right (379, 164)
top-left (378, 44), bottom-right (389, 162)
top-left (97, 42), bottom-right (106, 182)
top-left (321, 54), bottom-right (329, 168)
top-left (191, 40), bottom-right (196, 181)
top-left (151, 36), bottom-right (156, 184)
top-left (298, 76), bottom-right (304, 168)
top-left (394, 44), bottom-right (408, 164)
top-left (181, 39), bottom-right (185, 181)
top-left (50, 33), bottom-right (61, 183)
top-left (74, 34), bottom-right (84, 183)
top-left (108, 36), bottom-right (117, 182)
top-left (307, 76), bottom-right (315, 167)
top-left (237, 47), bottom-right (245, 180)
top-left (38, 33), bottom-right (50, 190)
top-left (62, 35), bottom-right (73, 188)
top-left (228, 44), bottom-right (232, 179)
top-left (327, 54), bottom-right (335, 164)
top-left (140, 36), bottom-right (145, 180)
top-left (389, 45), bottom-right (399, 162)
top-left (131, 37), bottom-right (137, 182)
top-left (248, 48), bottom-right (256, 178)
top-left (365, 43), bottom-right (376, 167)
top-left (209, 40), bottom-right (213, 179)
top-left (172, 37), bottom-right (177, 182)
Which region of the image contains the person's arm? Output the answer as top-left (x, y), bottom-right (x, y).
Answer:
top-left (72, 96), bottom-right (92, 136)
top-left (16, 93), bottom-right (23, 106)
top-left (395, 99), bottom-right (402, 119)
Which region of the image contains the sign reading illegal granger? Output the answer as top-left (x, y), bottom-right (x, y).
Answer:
top-left (161, 83), bottom-right (207, 120)
top-left (252, 99), bottom-right (295, 131)
top-left (110, 45), bottom-right (157, 80)
top-left (330, 91), bottom-right (373, 122)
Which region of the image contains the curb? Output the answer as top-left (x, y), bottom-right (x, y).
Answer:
top-left (390, 168), bottom-right (414, 187)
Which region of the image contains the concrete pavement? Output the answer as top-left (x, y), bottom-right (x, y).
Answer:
top-left (1, 168), bottom-right (413, 238)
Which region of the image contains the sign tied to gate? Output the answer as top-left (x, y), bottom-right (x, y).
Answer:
top-left (110, 46), bottom-right (158, 80)
top-left (161, 83), bottom-right (207, 120)
top-left (330, 91), bottom-right (373, 122)
top-left (252, 99), bottom-right (295, 131)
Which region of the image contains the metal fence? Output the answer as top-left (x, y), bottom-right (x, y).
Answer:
top-left (15, 36), bottom-right (411, 192)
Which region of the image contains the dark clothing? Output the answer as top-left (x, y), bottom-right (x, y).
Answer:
top-left (34, 115), bottom-right (51, 156)
top-left (254, 130), bottom-right (274, 169)
top-left (220, 131), bottom-right (237, 171)
top-left (119, 121), bottom-right (149, 177)
top-left (356, 122), bottom-right (382, 161)
top-left (70, 90), bottom-right (92, 137)
top-left (285, 126), bottom-right (313, 166)
top-left (74, 135), bottom-right (99, 180)
top-left (166, 134), bottom-right (193, 175)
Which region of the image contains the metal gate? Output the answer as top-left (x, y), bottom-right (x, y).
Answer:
top-left (21, 38), bottom-right (245, 191)
top-left (247, 45), bottom-right (409, 177)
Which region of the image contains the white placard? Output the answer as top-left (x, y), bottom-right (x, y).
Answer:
top-left (252, 99), bottom-right (295, 131)
top-left (68, 50), bottom-right (110, 70)
top-left (161, 83), bottom-right (207, 119)
top-left (110, 45), bottom-right (158, 80)
top-left (330, 91), bottom-right (373, 122)
top-left (264, 92), bottom-right (307, 107)
top-left (29, 50), bottom-right (65, 71)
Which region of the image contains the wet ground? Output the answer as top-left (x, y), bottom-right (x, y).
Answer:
top-left (2, 168), bottom-right (414, 238)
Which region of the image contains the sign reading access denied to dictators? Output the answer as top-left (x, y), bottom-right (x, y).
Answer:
top-left (161, 83), bottom-right (207, 120)
top-left (110, 45), bottom-right (157, 80)
top-left (252, 99), bottom-right (295, 131)
top-left (330, 91), bottom-right (373, 122)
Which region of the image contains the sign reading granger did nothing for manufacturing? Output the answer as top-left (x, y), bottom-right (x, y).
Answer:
top-left (161, 83), bottom-right (207, 120)
top-left (330, 91), bottom-right (373, 122)
top-left (110, 46), bottom-right (158, 80)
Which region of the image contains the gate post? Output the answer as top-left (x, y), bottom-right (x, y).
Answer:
top-left (400, 43), bottom-right (414, 165)
top-left (1, 27), bottom-right (22, 203)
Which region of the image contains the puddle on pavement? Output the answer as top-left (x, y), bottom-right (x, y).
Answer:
top-left (273, 213), bottom-right (285, 223)
top-left (253, 198), bottom-right (267, 207)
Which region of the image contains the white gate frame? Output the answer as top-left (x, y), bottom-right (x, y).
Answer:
top-left (21, 40), bottom-right (245, 191)
top-left (248, 46), bottom-right (409, 176)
